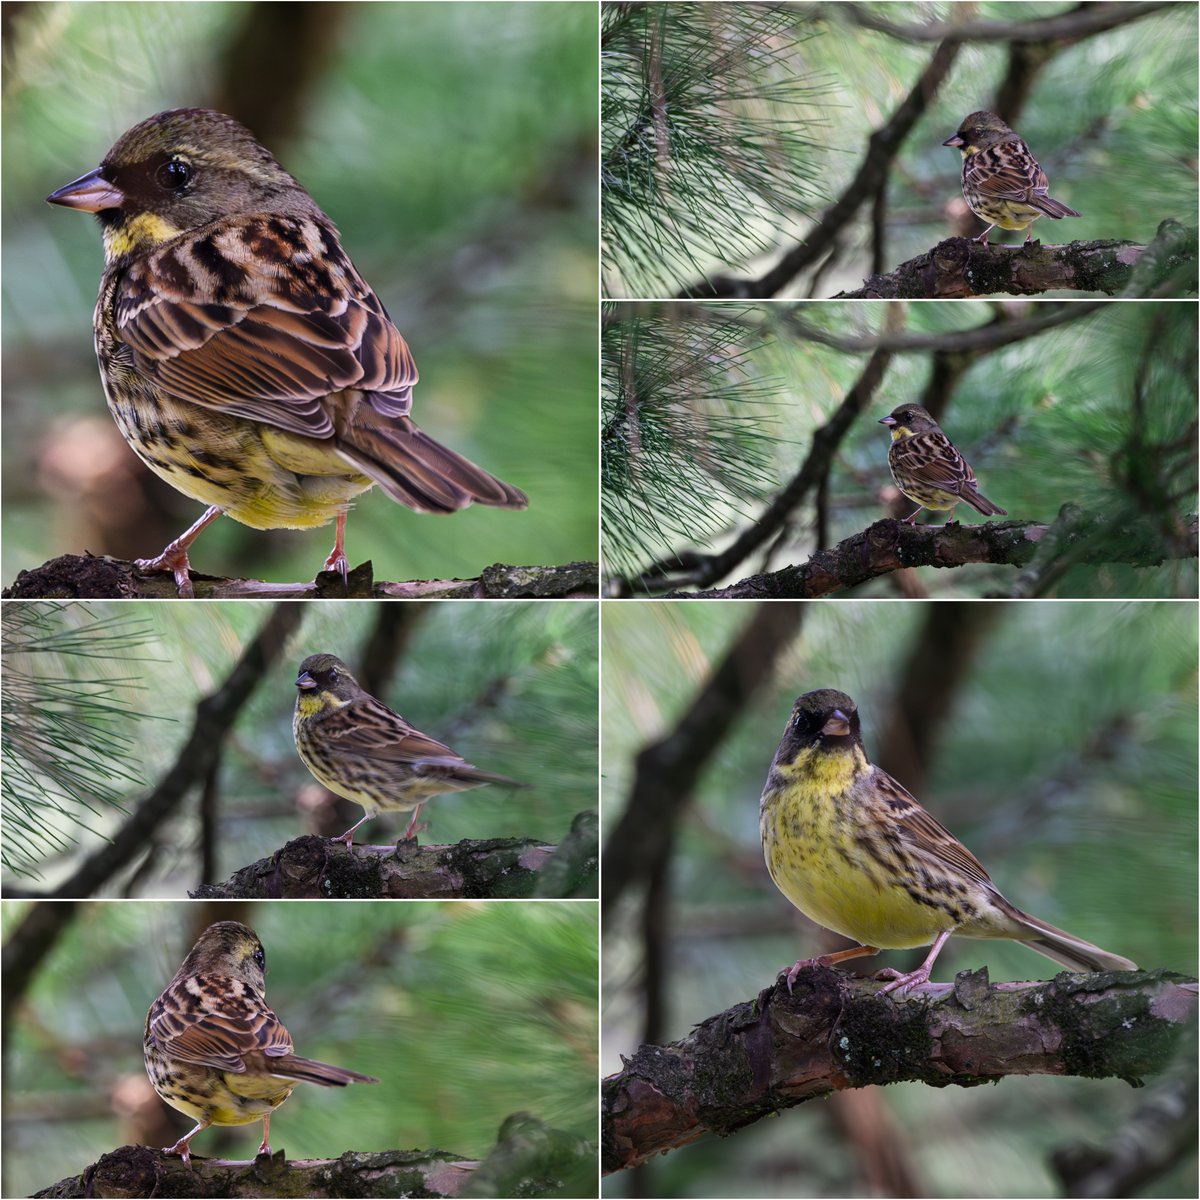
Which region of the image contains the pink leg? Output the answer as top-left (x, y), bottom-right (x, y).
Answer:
top-left (322, 511), bottom-right (350, 583)
top-left (331, 811), bottom-right (373, 849)
top-left (162, 1118), bottom-right (210, 1167)
top-left (402, 803), bottom-right (426, 841)
top-left (875, 929), bottom-right (954, 995)
top-left (256, 1112), bottom-right (272, 1157)
top-left (972, 223), bottom-right (995, 245)
top-left (135, 505), bottom-right (224, 598)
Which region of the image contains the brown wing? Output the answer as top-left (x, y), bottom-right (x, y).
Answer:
top-left (871, 768), bottom-right (993, 886)
top-left (112, 213), bottom-right (417, 437)
top-left (147, 973), bottom-right (293, 1074)
top-left (318, 696), bottom-right (518, 784)
top-left (964, 136), bottom-right (1050, 202)
top-left (889, 430), bottom-right (978, 495)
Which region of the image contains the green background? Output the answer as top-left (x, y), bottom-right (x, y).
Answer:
top-left (602, 599), bottom-right (1197, 1198)
top-left (1, 901), bottom-right (598, 1199)
top-left (2, 599), bottom-right (597, 894)
top-left (2, 1), bottom-right (598, 585)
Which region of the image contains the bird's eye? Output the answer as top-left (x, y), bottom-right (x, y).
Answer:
top-left (328, 668), bottom-right (339, 682)
top-left (253, 947), bottom-right (266, 972)
top-left (155, 158), bottom-right (193, 191)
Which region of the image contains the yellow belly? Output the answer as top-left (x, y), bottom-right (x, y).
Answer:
top-left (106, 382), bottom-right (374, 530)
top-left (760, 767), bottom-right (955, 950)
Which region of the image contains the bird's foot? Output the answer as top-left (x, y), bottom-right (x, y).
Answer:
top-left (782, 955), bottom-right (833, 994)
top-left (321, 545), bottom-right (350, 585)
top-left (255, 1138), bottom-right (273, 1157)
top-left (135, 545), bottom-right (196, 599)
top-left (874, 964), bottom-right (933, 995)
top-left (162, 1136), bottom-right (195, 1168)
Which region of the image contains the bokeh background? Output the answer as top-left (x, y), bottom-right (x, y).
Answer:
top-left (601, 1), bottom-right (1198, 297)
top-left (1, 900), bottom-right (598, 1199)
top-left (2, 599), bottom-right (597, 895)
top-left (2, 1), bottom-right (598, 586)
top-left (602, 300), bottom-right (1198, 597)
top-left (601, 600), bottom-right (1197, 1199)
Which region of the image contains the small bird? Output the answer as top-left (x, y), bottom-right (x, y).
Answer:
top-left (943, 110), bottom-right (1080, 245)
top-left (760, 689), bottom-right (1136, 994)
top-left (880, 403), bottom-right (1006, 524)
top-left (293, 652), bottom-right (522, 848)
top-left (45, 108), bottom-right (527, 597)
top-left (143, 921), bottom-right (377, 1165)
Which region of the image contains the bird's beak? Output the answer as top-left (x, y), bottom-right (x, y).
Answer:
top-left (46, 167), bottom-right (125, 213)
top-left (822, 710), bottom-right (851, 737)
top-left (879, 415), bottom-right (897, 427)
top-left (942, 133), bottom-right (965, 148)
top-left (295, 671), bottom-right (317, 691)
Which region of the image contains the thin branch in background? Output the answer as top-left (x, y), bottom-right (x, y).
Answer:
top-left (602, 3), bottom-right (828, 296)
top-left (787, 1), bottom-right (1175, 46)
top-left (31, 603), bottom-right (306, 900)
top-left (602, 304), bottom-right (785, 582)
top-left (626, 304), bottom-right (903, 592)
top-left (1, 606), bottom-right (168, 880)
top-left (687, 35), bottom-right (964, 297)
top-left (601, 603), bottom-right (805, 918)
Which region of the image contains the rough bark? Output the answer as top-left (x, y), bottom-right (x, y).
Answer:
top-left (832, 234), bottom-right (1183, 299)
top-left (2, 557), bottom-right (599, 600)
top-left (190, 814), bottom-right (598, 900)
top-left (35, 1113), bottom-right (595, 1198)
top-left (663, 510), bottom-right (1198, 599)
top-left (603, 965), bottom-right (1198, 1175)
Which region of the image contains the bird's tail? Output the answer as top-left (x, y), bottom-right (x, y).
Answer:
top-left (961, 487), bottom-right (1007, 517)
top-left (1007, 907), bottom-right (1136, 974)
top-left (1029, 195), bottom-right (1081, 220)
top-left (337, 411), bottom-right (528, 514)
top-left (267, 1053), bottom-right (379, 1087)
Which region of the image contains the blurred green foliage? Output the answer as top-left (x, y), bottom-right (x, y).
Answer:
top-left (1, 600), bottom-right (597, 893)
top-left (601, 1), bottom-right (1198, 296)
top-left (1, 901), bottom-right (598, 1198)
top-left (2, 2), bottom-right (598, 584)
top-left (601, 599), bottom-right (1197, 1198)
top-left (602, 300), bottom-right (1198, 596)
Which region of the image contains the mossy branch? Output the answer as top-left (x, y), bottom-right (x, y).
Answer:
top-left (833, 224), bottom-right (1197, 299)
top-left (650, 509), bottom-right (1198, 599)
top-left (602, 965), bottom-right (1198, 1175)
top-left (36, 1113), bottom-right (596, 1198)
top-left (191, 813), bottom-right (598, 900)
top-left (1, 556), bottom-right (599, 600)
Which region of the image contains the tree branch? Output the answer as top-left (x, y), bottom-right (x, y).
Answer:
top-left (661, 510), bottom-right (1199, 599)
top-left (2, 556), bottom-right (599, 600)
top-left (189, 817), bottom-right (598, 901)
top-left (36, 1112), bottom-right (596, 1198)
top-left (602, 965), bottom-right (1198, 1175)
top-left (831, 234), bottom-right (1188, 299)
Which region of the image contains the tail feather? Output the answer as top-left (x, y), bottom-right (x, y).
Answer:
top-left (1029, 194), bottom-right (1081, 220)
top-left (337, 414), bottom-right (528, 514)
top-left (960, 487), bottom-right (1007, 517)
top-left (1011, 911), bottom-right (1136, 974)
top-left (266, 1053), bottom-right (379, 1087)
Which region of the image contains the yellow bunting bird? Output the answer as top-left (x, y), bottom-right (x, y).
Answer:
top-left (880, 403), bottom-right (1006, 524)
top-left (144, 921), bottom-right (377, 1164)
top-left (46, 108), bottom-right (527, 596)
top-left (943, 110), bottom-right (1080, 245)
top-left (293, 652), bottom-right (522, 848)
top-left (759, 689), bottom-right (1136, 994)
